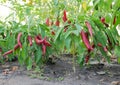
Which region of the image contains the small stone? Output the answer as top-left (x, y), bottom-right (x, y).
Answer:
top-left (97, 71), bottom-right (106, 75)
top-left (111, 81), bottom-right (120, 85)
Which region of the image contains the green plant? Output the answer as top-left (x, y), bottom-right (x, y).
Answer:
top-left (0, 0), bottom-right (120, 70)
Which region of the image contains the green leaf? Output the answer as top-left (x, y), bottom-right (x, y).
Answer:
top-left (54, 27), bottom-right (63, 42)
top-left (99, 47), bottom-right (110, 63)
top-left (75, 24), bottom-right (81, 32)
top-left (95, 31), bottom-right (107, 46)
top-left (114, 46), bottom-right (120, 63)
top-left (35, 47), bottom-right (42, 64)
top-left (26, 57), bottom-right (33, 70)
top-left (65, 37), bottom-right (71, 51)
top-left (65, 30), bottom-right (72, 39)
top-left (77, 55), bottom-right (84, 67)
top-left (21, 42), bottom-right (28, 61)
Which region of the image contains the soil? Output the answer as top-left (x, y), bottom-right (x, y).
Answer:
top-left (0, 54), bottom-right (120, 85)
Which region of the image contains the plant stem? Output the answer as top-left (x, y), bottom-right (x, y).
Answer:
top-left (72, 39), bottom-right (76, 73)
top-left (73, 53), bottom-right (76, 73)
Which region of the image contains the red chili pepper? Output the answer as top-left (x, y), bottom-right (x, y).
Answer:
top-left (43, 38), bottom-right (51, 46)
top-left (42, 44), bottom-right (46, 55)
top-left (46, 18), bottom-right (50, 26)
top-left (51, 31), bottom-right (55, 35)
top-left (37, 35), bottom-right (42, 40)
top-left (103, 46), bottom-right (108, 52)
top-left (113, 16), bottom-right (116, 25)
top-left (85, 55), bottom-right (90, 63)
top-left (55, 19), bottom-right (60, 26)
top-left (27, 36), bottom-right (32, 46)
top-left (100, 17), bottom-right (109, 27)
top-left (62, 10), bottom-right (67, 22)
top-left (85, 21), bottom-right (93, 37)
top-left (34, 36), bottom-right (43, 45)
top-left (97, 43), bottom-right (102, 47)
top-left (100, 17), bottom-right (105, 23)
top-left (80, 30), bottom-right (93, 51)
top-left (3, 50), bottom-right (13, 57)
top-left (17, 32), bottom-right (22, 48)
top-left (14, 44), bottom-right (19, 50)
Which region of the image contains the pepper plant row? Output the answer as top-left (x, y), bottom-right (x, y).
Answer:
top-left (0, 0), bottom-right (120, 69)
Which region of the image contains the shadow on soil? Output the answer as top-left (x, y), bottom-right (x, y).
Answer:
top-left (0, 54), bottom-right (120, 85)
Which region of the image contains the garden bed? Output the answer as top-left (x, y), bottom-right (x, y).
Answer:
top-left (0, 54), bottom-right (120, 85)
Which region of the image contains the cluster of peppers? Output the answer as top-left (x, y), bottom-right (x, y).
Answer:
top-left (45, 10), bottom-right (71, 35)
top-left (2, 10), bottom-right (68, 58)
top-left (80, 16), bottom-right (117, 63)
top-left (3, 33), bottom-right (51, 57)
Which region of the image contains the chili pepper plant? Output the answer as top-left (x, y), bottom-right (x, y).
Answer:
top-left (0, 0), bottom-right (120, 70)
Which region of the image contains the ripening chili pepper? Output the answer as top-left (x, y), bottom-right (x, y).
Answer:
top-left (97, 43), bottom-right (102, 47)
top-left (100, 17), bottom-right (109, 27)
top-left (34, 36), bottom-right (43, 45)
top-left (14, 44), bottom-right (19, 50)
top-left (46, 18), bottom-right (50, 26)
top-left (43, 38), bottom-right (51, 46)
top-left (17, 32), bottom-right (22, 48)
top-left (3, 50), bottom-right (13, 57)
top-left (37, 34), bottom-right (42, 40)
top-left (100, 17), bottom-right (105, 23)
top-left (51, 31), bottom-right (55, 35)
top-left (62, 10), bottom-right (67, 22)
top-left (80, 30), bottom-right (93, 51)
top-left (103, 46), bottom-right (108, 52)
top-left (85, 55), bottom-right (90, 63)
top-left (27, 36), bottom-right (32, 46)
top-left (113, 16), bottom-right (116, 25)
top-left (85, 21), bottom-right (93, 37)
top-left (42, 44), bottom-right (46, 55)
top-left (55, 19), bottom-right (60, 26)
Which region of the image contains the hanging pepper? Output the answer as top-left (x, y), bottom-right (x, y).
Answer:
top-left (27, 35), bottom-right (32, 46)
top-left (35, 35), bottom-right (51, 55)
top-left (14, 44), bottom-right (20, 50)
top-left (97, 43), bottom-right (102, 47)
top-left (34, 35), bottom-right (43, 45)
top-left (43, 37), bottom-right (51, 46)
top-left (103, 46), bottom-right (108, 52)
top-left (17, 32), bottom-right (22, 48)
top-left (80, 30), bottom-right (93, 51)
top-left (100, 17), bottom-right (109, 27)
top-left (42, 44), bottom-right (46, 55)
top-left (85, 55), bottom-right (90, 63)
top-left (85, 21), bottom-right (93, 37)
top-left (51, 31), bottom-right (55, 35)
top-left (62, 10), bottom-right (67, 22)
top-left (100, 17), bottom-right (105, 23)
top-left (113, 16), bottom-right (116, 25)
top-left (3, 50), bottom-right (13, 57)
top-left (55, 19), bottom-right (60, 26)
top-left (46, 18), bottom-right (50, 26)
